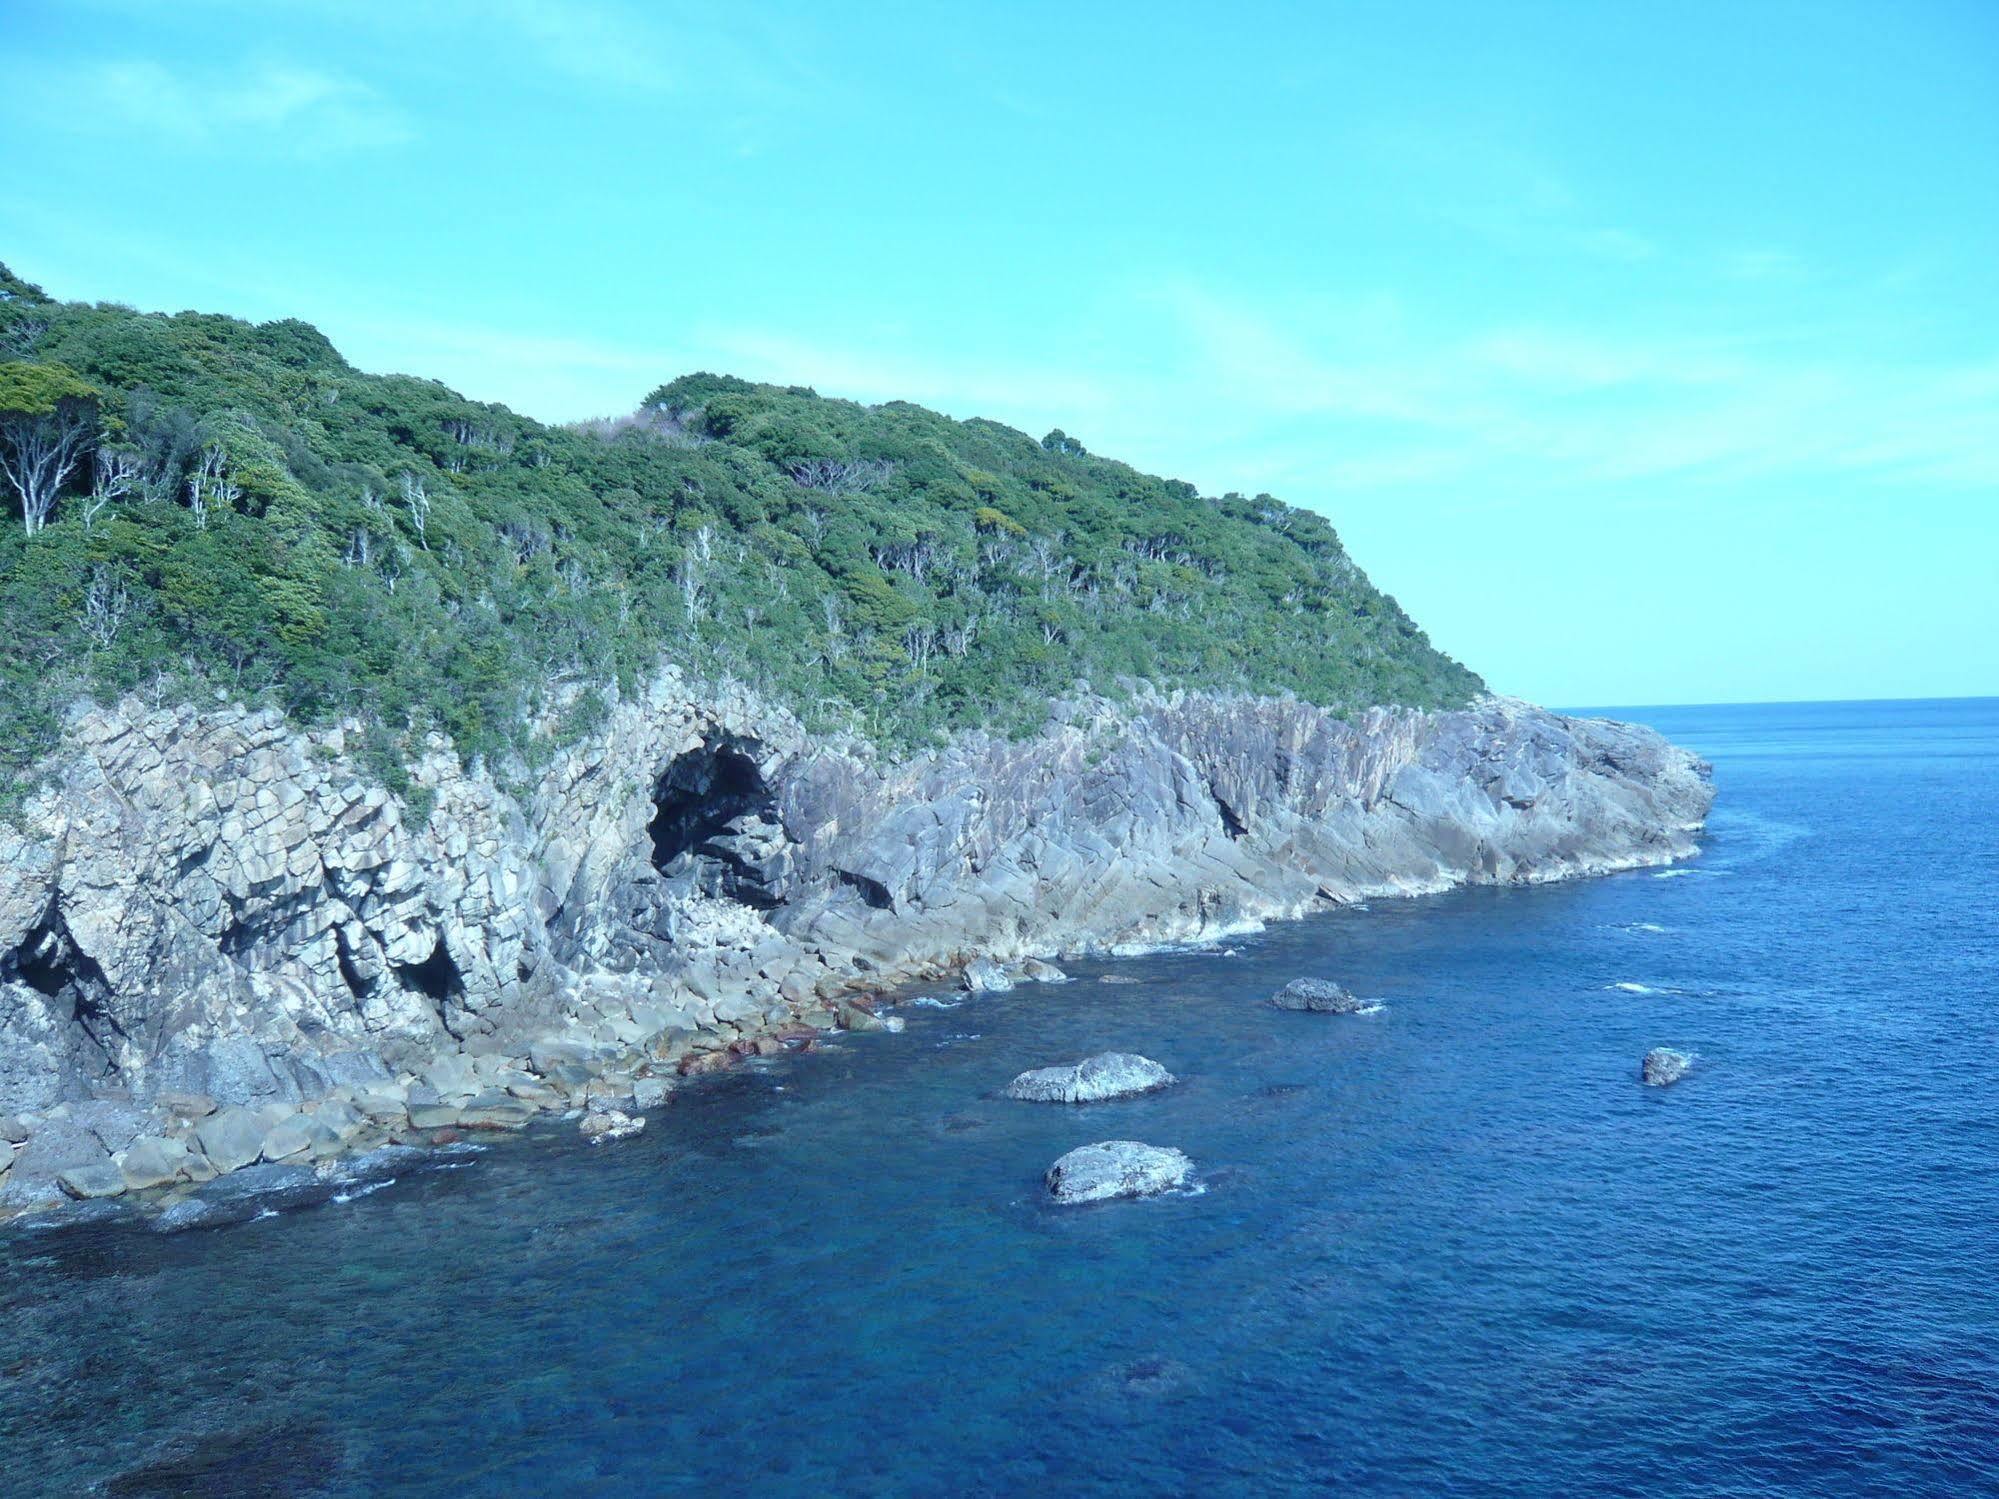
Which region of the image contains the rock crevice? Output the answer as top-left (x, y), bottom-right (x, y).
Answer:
top-left (0, 675), bottom-right (1714, 1208)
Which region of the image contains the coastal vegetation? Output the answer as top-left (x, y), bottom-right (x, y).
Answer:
top-left (0, 265), bottom-right (1479, 801)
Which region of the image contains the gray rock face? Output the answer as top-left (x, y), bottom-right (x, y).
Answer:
top-left (1004, 1052), bottom-right (1176, 1104)
top-left (1272, 978), bottom-right (1367, 1013)
top-left (1021, 959), bottom-right (1069, 984)
top-left (1642, 1047), bottom-right (1693, 1087)
top-left (0, 669), bottom-right (1711, 1210)
top-left (1046, 1141), bottom-right (1195, 1203)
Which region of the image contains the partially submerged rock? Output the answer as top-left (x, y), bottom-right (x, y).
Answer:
top-left (839, 1003), bottom-right (903, 1039)
top-left (1641, 1047), bottom-right (1693, 1087)
top-left (1003, 1052), bottom-right (1176, 1104)
top-left (1271, 977), bottom-right (1367, 1013)
top-left (962, 957), bottom-right (1015, 993)
top-left (1045, 1140), bottom-right (1194, 1203)
top-left (579, 1109), bottom-right (644, 1145)
top-left (1021, 958), bottom-right (1069, 984)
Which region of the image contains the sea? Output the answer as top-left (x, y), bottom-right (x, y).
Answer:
top-left (2, 697), bottom-right (1994, 1496)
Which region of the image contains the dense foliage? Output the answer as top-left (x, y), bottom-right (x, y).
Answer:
top-left (0, 265), bottom-right (1480, 800)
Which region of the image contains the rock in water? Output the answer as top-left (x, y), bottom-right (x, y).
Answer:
top-left (1641, 1048), bottom-right (1693, 1087)
top-left (1045, 1141), bottom-right (1194, 1203)
top-left (962, 957), bottom-right (1015, 993)
top-left (1003, 1052), bottom-right (1176, 1103)
top-left (579, 1109), bottom-right (644, 1145)
top-left (1272, 978), bottom-right (1367, 1013)
top-left (1021, 959), bottom-right (1070, 984)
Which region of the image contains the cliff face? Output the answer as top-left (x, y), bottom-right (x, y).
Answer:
top-left (0, 677), bottom-right (1711, 1208)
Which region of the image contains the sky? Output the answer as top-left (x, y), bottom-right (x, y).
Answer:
top-left (2, 0), bottom-right (1995, 707)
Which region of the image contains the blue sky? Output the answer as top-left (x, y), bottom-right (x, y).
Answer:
top-left (3, 0), bottom-right (1994, 706)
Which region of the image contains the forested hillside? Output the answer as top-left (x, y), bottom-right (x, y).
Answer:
top-left (0, 265), bottom-right (1480, 799)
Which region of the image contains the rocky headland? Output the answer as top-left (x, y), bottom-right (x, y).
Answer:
top-left (0, 673), bottom-right (1712, 1216)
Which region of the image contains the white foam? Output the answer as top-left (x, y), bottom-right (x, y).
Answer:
top-left (1355, 1002), bottom-right (1387, 1016)
top-left (1605, 981), bottom-right (1679, 995)
top-left (909, 995), bottom-right (964, 1010)
top-left (331, 1177), bottom-right (395, 1205)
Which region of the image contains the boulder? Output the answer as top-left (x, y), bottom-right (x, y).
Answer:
top-left (156, 1090), bottom-right (216, 1120)
top-left (195, 1106), bottom-right (267, 1174)
top-left (1271, 978), bottom-right (1367, 1014)
top-left (1021, 959), bottom-right (1070, 984)
top-left (632, 1076), bottom-right (673, 1111)
top-left (8, 1117), bottom-right (110, 1181)
top-left (0, 1114), bottom-right (30, 1144)
top-left (962, 957), bottom-right (1014, 993)
top-left (579, 1109), bottom-right (644, 1145)
top-left (57, 1160), bottom-right (129, 1200)
top-left (838, 1003), bottom-right (887, 1033)
top-left (406, 1102), bottom-right (463, 1130)
top-left (1045, 1141), bottom-right (1194, 1204)
top-left (1004, 1052), bottom-right (1176, 1104)
top-left (457, 1092), bottom-right (537, 1129)
top-left (312, 1098), bottom-right (367, 1138)
top-left (1641, 1047), bottom-right (1693, 1087)
top-left (259, 1115), bottom-right (316, 1162)
top-left (119, 1136), bottom-right (192, 1191)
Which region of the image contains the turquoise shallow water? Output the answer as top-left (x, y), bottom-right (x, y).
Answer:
top-left (3, 698), bottom-right (1996, 1496)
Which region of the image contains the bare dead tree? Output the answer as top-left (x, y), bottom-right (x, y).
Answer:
top-left (3, 316), bottom-right (48, 355)
top-left (81, 564), bottom-right (131, 648)
top-left (185, 445), bottom-right (237, 530)
top-left (942, 616), bottom-right (978, 658)
top-left (787, 457), bottom-right (896, 495)
top-left (81, 446), bottom-right (140, 532)
top-left (1, 398), bottom-right (96, 535)
top-left (399, 472), bottom-right (431, 549)
top-left (675, 545), bottom-right (707, 624)
top-left (820, 592), bottom-right (846, 662)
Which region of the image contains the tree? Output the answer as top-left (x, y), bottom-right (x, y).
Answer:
top-left (0, 361), bottom-right (100, 535)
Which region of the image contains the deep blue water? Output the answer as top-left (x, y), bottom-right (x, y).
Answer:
top-left (4, 698), bottom-right (1996, 1496)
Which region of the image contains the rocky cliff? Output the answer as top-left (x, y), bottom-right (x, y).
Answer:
top-left (0, 675), bottom-right (1712, 1211)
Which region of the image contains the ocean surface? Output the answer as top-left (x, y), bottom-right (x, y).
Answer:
top-left (3, 697), bottom-right (1995, 1497)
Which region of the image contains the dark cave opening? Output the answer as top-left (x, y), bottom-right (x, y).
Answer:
top-left (394, 935), bottom-right (464, 1007)
top-left (1210, 782), bottom-right (1249, 840)
top-left (835, 867), bottom-right (894, 912)
top-left (333, 926), bottom-right (371, 1002)
top-left (647, 738), bottom-right (788, 909)
top-left (6, 910), bottom-right (126, 1063)
top-left (10, 914), bottom-right (113, 1007)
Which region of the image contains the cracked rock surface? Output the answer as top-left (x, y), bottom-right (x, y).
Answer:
top-left (0, 671), bottom-right (1711, 1211)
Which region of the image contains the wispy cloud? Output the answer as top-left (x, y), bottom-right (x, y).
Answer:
top-left (68, 57), bottom-right (411, 154)
top-left (1720, 248), bottom-right (1805, 281)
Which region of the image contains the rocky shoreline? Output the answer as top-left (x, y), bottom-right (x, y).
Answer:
top-left (0, 673), bottom-right (1713, 1220)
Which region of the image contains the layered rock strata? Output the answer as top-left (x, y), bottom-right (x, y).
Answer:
top-left (0, 673), bottom-right (1712, 1210)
